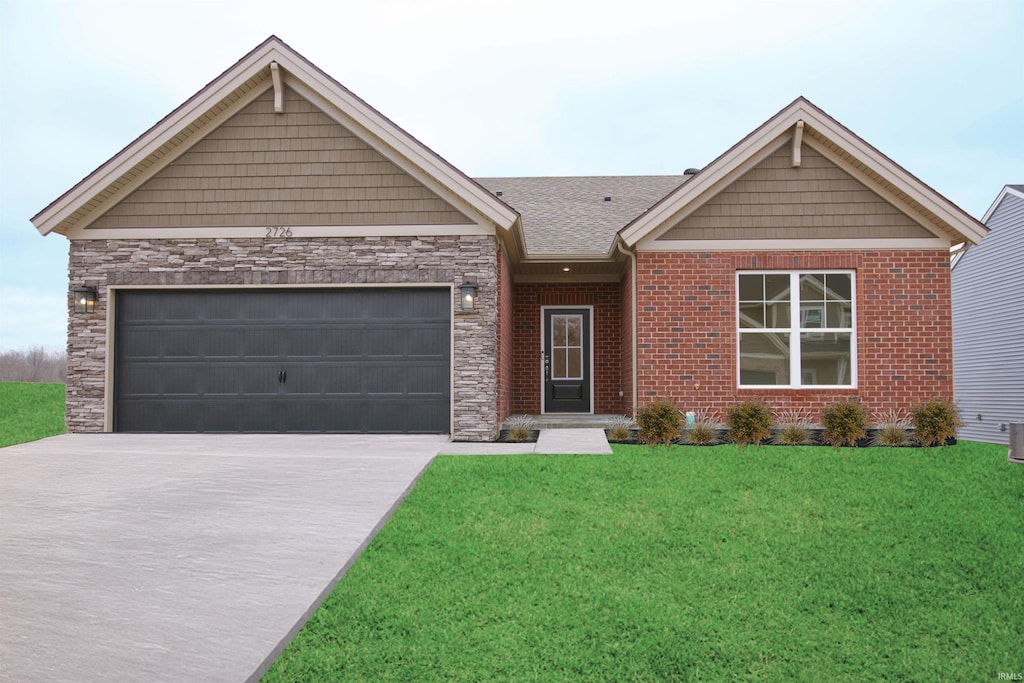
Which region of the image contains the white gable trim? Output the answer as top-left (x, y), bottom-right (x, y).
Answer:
top-left (982, 185), bottom-right (1024, 223)
top-left (74, 225), bottom-right (495, 240)
top-left (639, 237), bottom-right (951, 252)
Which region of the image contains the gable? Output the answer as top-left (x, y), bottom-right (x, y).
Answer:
top-left (86, 87), bottom-right (473, 229)
top-left (32, 36), bottom-right (518, 241)
top-left (656, 144), bottom-right (933, 241)
top-left (621, 97), bottom-right (988, 250)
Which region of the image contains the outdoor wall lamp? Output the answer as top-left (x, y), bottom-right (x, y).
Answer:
top-left (460, 279), bottom-right (479, 311)
top-left (73, 285), bottom-right (97, 314)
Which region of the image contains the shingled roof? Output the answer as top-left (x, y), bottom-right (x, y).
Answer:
top-left (475, 175), bottom-right (686, 255)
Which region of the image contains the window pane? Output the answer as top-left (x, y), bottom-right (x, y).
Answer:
top-left (565, 315), bottom-right (581, 347)
top-left (764, 274), bottom-right (790, 301)
top-left (553, 348), bottom-right (567, 379)
top-left (800, 332), bottom-right (852, 385)
top-left (739, 275), bottom-right (763, 300)
top-left (740, 332), bottom-right (791, 385)
top-left (567, 347), bottom-right (582, 379)
top-left (553, 316), bottom-right (566, 346)
top-left (800, 305), bottom-right (824, 329)
top-left (765, 301), bottom-right (790, 328)
top-left (739, 302), bottom-right (765, 328)
top-left (825, 274), bottom-right (852, 301)
top-left (826, 301), bottom-right (853, 328)
top-left (800, 273), bottom-right (826, 302)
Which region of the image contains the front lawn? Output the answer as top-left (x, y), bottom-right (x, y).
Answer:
top-left (265, 442), bottom-right (1023, 681)
top-left (0, 382), bottom-right (65, 447)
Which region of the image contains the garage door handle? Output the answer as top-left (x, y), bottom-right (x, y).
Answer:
top-left (278, 370), bottom-right (287, 383)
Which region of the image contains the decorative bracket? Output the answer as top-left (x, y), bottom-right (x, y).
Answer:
top-left (791, 120), bottom-right (804, 167)
top-left (270, 61), bottom-right (284, 114)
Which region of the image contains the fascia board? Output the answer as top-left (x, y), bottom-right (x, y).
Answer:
top-left (519, 253), bottom-right (618, 263)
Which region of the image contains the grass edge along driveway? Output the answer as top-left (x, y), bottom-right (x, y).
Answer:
top-left (265, 441), bottom-right (1023, 682)
top-left (0, 382), bottom-right (65, 448)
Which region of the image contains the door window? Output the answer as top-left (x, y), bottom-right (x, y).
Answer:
top-left (551, 313), bottom-right (584, 380)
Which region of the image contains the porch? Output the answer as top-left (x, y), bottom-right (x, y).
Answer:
top-left (501, 414), bottom-right (625, 430)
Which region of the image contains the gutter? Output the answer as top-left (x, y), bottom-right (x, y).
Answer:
top-left (615, 237), bottom-right (638, 416)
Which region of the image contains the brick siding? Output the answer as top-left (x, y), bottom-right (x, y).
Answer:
top-left (496, 244), bottom-right (513, 422)
top-left (635, 250), bottom-right (953, 420)
top-left (510, 281), bottom-right (627, 415)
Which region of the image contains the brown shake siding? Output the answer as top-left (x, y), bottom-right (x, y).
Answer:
top-left (87, 87), bottom-right (473, 229)
top-left (658, 145), bottom-right (934, 241)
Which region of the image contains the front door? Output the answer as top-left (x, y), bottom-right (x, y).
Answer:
top-left (543, 308), bottom-right (591, 413)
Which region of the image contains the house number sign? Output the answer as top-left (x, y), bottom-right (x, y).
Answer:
top-left (265, 227), bottom-right (294, 237)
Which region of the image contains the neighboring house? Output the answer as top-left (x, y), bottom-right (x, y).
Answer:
top-left (31, 36), bottom-right (988, 441)
top-left (951, 185), bottom-right (1024, 445)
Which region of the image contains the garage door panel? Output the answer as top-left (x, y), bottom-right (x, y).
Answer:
top-left (115, 289), bottom-right (450, 433)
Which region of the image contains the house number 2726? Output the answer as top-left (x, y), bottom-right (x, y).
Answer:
top-left (265, 227), bottom-right (294, 237)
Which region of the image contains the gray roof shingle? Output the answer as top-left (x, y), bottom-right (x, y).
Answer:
top-left (474, 176), bottom-right (686, 255)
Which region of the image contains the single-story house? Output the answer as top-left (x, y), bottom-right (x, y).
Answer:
top-left (31, 36), bottom-right (988, 441)
top-left (951, 184), bottom-right (1024, 445)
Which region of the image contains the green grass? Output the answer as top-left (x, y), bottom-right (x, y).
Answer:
top-left (265, 442), bottom-right (1023, 682)
top-left (0, 382), bottom-right (66, 447)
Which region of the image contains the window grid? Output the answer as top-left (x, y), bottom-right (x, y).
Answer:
top-left (737, 271), bottom-right (856, 389)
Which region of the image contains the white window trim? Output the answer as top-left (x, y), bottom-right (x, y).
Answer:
top-left (736, 270), bottom-right (857, 389)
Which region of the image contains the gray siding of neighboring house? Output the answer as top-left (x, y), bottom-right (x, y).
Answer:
top-left (952, 188), bottom-right (1024, 445)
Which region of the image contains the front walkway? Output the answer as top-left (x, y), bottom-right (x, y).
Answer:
top-left (0, 433), bottom-right (443, 683)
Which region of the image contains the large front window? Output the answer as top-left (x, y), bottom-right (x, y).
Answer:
top-left (738, 272), bottom-right (855, 387)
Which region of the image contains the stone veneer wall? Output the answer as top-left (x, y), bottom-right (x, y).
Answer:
top-left (67, 235), bottom-right (499, 441)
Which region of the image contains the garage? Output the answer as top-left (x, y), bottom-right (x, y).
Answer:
top-left (114, 288), bottom-right (451, 433)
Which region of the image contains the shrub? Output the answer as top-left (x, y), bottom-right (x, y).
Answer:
top-left (772, 408), bottom-right (814, 446)
top-left (684, 409), bottom-right (721, 446)
top-left (911, 399), bottom-right (961, 447)
top-left (605, 415), bottom-right (637, 442)
top-left (871, 408), bottom-right (911, 447)
top-left (636, 400), bottom-right (682, 447)
top-left (726, 400), bottom-right (773, 447)
top-left (504, 414), bottom-right (536, 442)
top-left (821, 400), bottom-right (868, 447)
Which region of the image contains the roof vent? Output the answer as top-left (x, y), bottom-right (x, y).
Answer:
top-left (683, 168), bottom-right (700, 175)
top-left (604, 195), bottom-right (612, 202)
top-left (495, 190), bottom-right (503, 197)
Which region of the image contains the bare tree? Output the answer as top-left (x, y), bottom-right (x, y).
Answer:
top-left (0, 347), bottom-right (67, 383)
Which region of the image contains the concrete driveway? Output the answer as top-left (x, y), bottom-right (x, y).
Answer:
top-left (0, 433), bottom-right (443, 682)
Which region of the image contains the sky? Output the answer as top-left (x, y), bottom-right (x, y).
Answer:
top-left (1, 0), bottom-right (1021, 352)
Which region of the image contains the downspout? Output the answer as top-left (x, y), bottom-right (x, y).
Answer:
top-left (616, 237), bottom-right (638, 416)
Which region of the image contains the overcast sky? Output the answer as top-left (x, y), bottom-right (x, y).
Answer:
top-left (1, 0), bottom-right (1021, 352)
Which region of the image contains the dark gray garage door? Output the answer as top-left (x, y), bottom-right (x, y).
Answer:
top-left (114, 288), bottom-right (450, 433)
